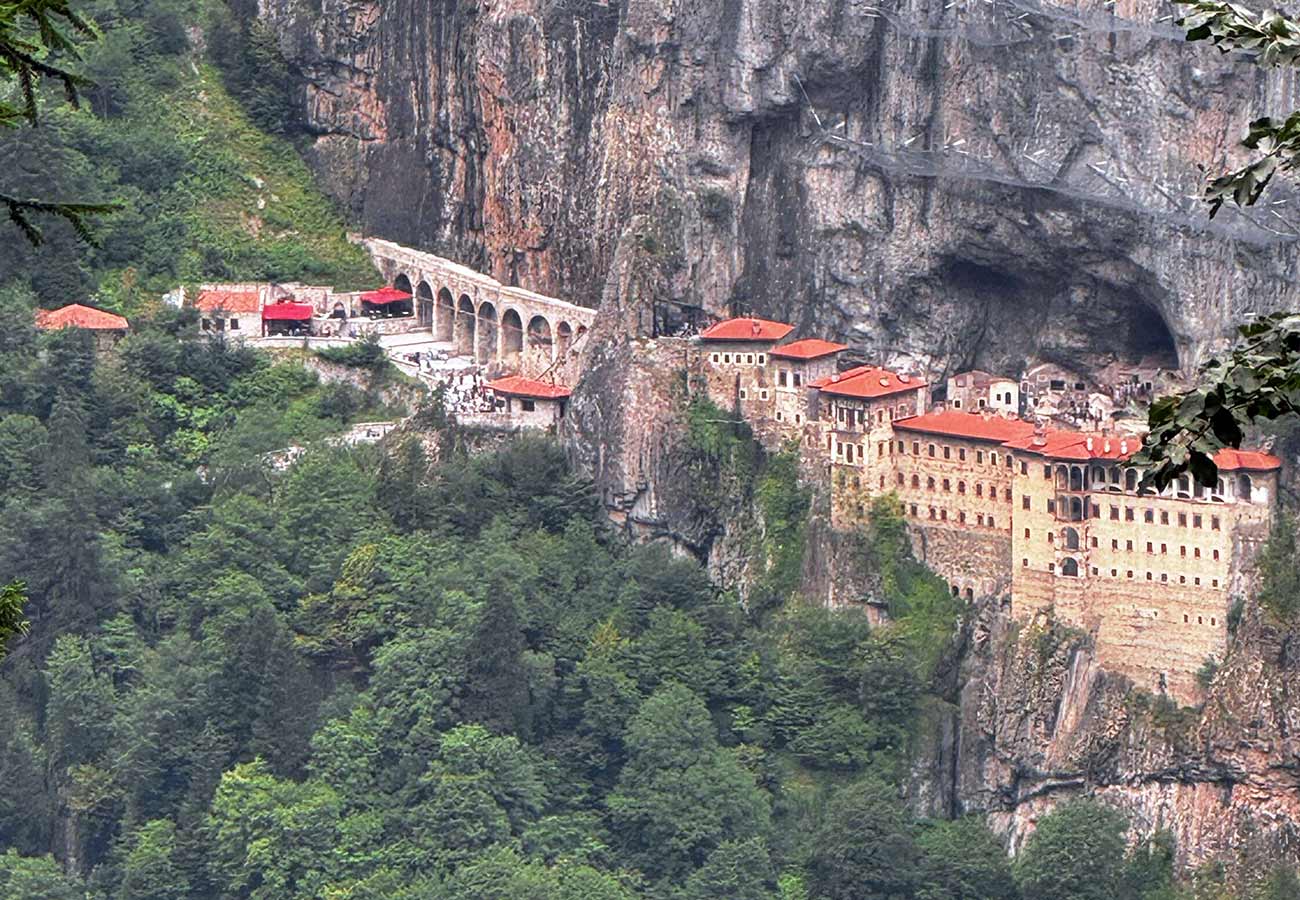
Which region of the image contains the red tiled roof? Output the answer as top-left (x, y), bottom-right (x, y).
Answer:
top-left (196, 290), bottom-right (260, 314)
top-left (699, 317), bottom-right (795, 342)
top-left (812, 365), bottom-right (927, 400)
top-left (261, 302), bottom-right (314, 321)
top-left (360, 286), bottom-right (413, 305)
top-left (486, 375), bottom-right (572, 400)
top-left (1213, 448), bottom-right (1281, 472)
top-left (1002, 430), bottom-right (1135, 461)
top-left (35, 304), bottom-right (128, 331)
top-left (769, 338), bottom-right (849, 360)
top-left (894, 410), bottom-right (1036, 444)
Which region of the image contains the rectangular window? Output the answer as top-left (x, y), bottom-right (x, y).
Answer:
top-left (1091, 537), bottom-right (1099, 548)
top-left (1194, 548), bottom-right (1201, 559)
top-left (1023, 496), bottom-right (1031, 510)
top-left (746, 354), bottom-right (755, 364)
top-left (230, 319), bottom-right (240, 330)
top-left (739, 388), bottom-right (748, 400)
top-left (943, 446), bottom-right (951, 459)
top-left (1126, 540), bottom-right (1133, 551)
top-left (1125, 507), bottom-right (1134, 522)
top-left (710, 353), bottom-right (719, 363)
top-left (1004, 488), bottom-right (1012, 501)
top-left (1021, 461), bottom-right (1028, 475)
top-left (759, 389), bottom-right (769, 400)
top-left (1146, 542), bottom-right (1154, 554)
top-left (1178, 513), bottom-right (1187, 527)
top-left (1160, 543), bottom-right (1167, 555)
top-left (1212, 516), bottom-right (1221, 531)
top-left (1111, 539), bottom-right (1119, 550)
top-left (778, 370), bottom-right (788, 387)
top-left (1180, 546), bottom-right (1187, 557)
top-left (758, 354), bottom-right (767, 365)
top-left (1044, 465), bottom-right (1052, 479)
top-left (1144, 509), bottom-right (1154, 523)
top-left (1161, 511), bottom-right (1170, 525)
top-left (1110, 505), bottom-right (1119, 521)
top-left (521, 399), bottom-right (536, 412)
top-left (959, 448), bottom-right (967, 461)
top-left (1024, 528), bottom-right (1031, 539)
top-left (792, 372), bottom-right (801, 386)
top-left (898, 440), bottom-right (905, 453)
top-left (928, 444), bottom-right (936, 457)
top-left (912, 441), bottom-right (920, 455)
top-left (910, 504), bottom-right (918, 516)
top-left (1022, 558), bottom-right (1029, 567)
top-left (1213, 549), bottom-right (1220, 561)
top-left (723, 353), bottom-right (732, 364)
top-left (959, 511), bottom-right (966, 523)
top-left (1194, 514), bottom-right (1203, 529)
top-left (1047, 499), bottom-right (1055, 513)
top-left (1048, 562), bottom-right (1055, 573)
top-left (942, 479), bottom-right (951, 492)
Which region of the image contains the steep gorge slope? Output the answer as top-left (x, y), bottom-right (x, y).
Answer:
top-left (256, 0), bottom-right (1300, 379)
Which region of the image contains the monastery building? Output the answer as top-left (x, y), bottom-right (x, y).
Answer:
top-left (697, 317), bottom-right (1281, 703)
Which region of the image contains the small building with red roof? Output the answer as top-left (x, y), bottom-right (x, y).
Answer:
top-left (485, 375), bottom-right (572, 429)
top-left (768, 339), bottom-right (849, 433)
top-left (697, 318), bottom-right (796, 421)
top-left (35, 304), bottom-right (129, 351)
top-left (196, 289), bottom-right (261, 337)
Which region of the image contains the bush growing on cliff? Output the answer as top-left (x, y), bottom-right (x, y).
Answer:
top-left (1014, 799), bottom-right (1128, 900)
top-left (1255, 513), bottom-right (1300, 622)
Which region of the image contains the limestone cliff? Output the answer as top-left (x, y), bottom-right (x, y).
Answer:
top-left (258, 0), bottom-right (1300, 381)
top-left (911, 591), bottom-right (1300, 869)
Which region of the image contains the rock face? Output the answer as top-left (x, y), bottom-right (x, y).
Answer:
top-left (260, 0), bottom-right (1300, 380)
top-left (918, 594), bottom-right (1300, 868)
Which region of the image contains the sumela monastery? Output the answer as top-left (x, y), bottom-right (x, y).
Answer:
top-left (33, 239), bottom-right (1281, 704)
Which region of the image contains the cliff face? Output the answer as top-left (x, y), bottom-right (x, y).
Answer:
top-left (260, 0), bottom-right (1300, 380)
top-left (906, 588), bottom-right (1300, 868)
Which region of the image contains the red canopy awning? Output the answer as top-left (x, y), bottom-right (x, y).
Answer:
top-left (360, 286), bottom-right (413, 305)
top-left (262, 302), bottom-right (314, 321)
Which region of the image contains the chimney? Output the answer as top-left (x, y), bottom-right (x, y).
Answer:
top-left (1120, 439), bottom-right (1128, 455)
top-left (1103, 438), bottom-right (1111, 454)
top-left (751, 320), bottom-right (761, 336)
top-left (1086, 436), bottom-right (1094, 452)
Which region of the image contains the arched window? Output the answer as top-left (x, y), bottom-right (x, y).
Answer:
top-left (957, 481), bottom-right (966, 494)
top-left (911, 475), bottom-right (920, 489)
top-left (1056, 466), bottom-right (1069, 490)
top-left (1125, 468), bottom-right (1138, 492)
top-left (1061, 558), bottom-right (1080, 577)
top-left (1063, 527), bottom-right (1080, 550)
top-left (1069, 466), bottom-right (1084, 491)
top-left (1237, 473), bottom-right (1253, 501)
top-left (927, 477), bottom-right (936, 491)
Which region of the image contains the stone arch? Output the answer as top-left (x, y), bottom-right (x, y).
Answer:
top-left (1069, 466), bottom-right (1084, 491)
top-left (456, 294), bottom-right (476, 356)
top-left (417, 281), bottom-right (434, 328)
top-left (394, 273), bottom-right (412, 294)
top-left (556, 320), bottom-right (574, 358)
top-left (1061, 557), bottom-right (1080, 577)
top-left (963, 587), bottom-right (974, 602)
top-left (527, 315), bottom-right (553, 364)
top-left (1063, 526), bottom-right (1080, 550)
top-left (477, 301), bottom-right (499, 364)
top-left (1066, 497), bottom-right (1085, 522)
top-left (1055, 466), bottom-right (1069, 490)
top-left (436, 288), bottom-right (455, 342)
top-left (501, 308), bottom-right (524, 361)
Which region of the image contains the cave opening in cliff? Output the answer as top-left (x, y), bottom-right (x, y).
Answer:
top-left (1125, 303), bottom-right (1180, 371)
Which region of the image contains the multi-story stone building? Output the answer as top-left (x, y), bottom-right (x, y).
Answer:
top-left (695, 318), bottom-right (1282, 703)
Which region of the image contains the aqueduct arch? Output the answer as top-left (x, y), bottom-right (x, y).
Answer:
top-left (364, 237), bottom-right (597, 376)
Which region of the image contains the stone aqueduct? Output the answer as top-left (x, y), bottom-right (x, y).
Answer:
top-left (365, 238), bottom-right (596, 376)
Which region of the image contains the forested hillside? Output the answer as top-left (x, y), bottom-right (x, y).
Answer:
top-left (0, 307), bottom-right (1290, 899)
top-left (0, 0), bottom-right (376, 313)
